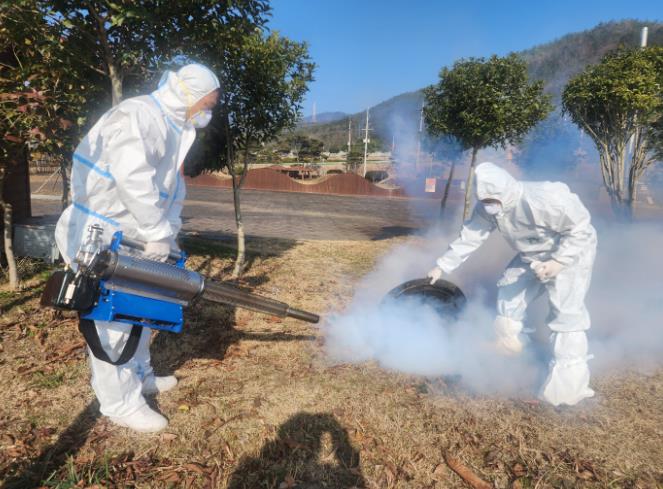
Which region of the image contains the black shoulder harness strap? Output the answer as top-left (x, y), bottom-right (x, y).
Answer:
top-left (78, 318), bottom-right (142, 365)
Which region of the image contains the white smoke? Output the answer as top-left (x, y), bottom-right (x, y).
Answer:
top-left (326, 290), bottom-right (543, 395)
top-left (323, 224), bottom-right (542, 396)
top-left (323, 219), bottom-right (663, 397)
top-left (587, 221), bottom-right (663, 373)
top-left (336, 106), bottom-right (663, 397)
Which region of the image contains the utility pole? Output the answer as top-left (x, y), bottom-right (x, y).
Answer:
top-left (362, 108), bottom-right (370, 177)
top-left (415, 101), bottom-right (424, 171)
top-left (347, 117), bottom-right (352, 154)
top-left (641, 26), bottom-right (648, 47)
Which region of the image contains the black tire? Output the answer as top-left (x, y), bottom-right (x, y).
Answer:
top-left (383, 278), bottom-right (466, 318)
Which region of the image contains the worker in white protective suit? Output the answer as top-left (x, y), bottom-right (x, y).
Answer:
top-left (428, 162), bottom-right (597, 406)
top-left (55, 64), bottom-right (220, 432)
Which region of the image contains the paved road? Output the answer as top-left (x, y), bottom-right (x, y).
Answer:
top-left (30, 185), bottom-right (448, 241)
top-left (30, 177), bottom-right (662, 241)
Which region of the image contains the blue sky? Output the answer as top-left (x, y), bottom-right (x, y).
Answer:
top-left (268, 0), bottom-right (661, 116)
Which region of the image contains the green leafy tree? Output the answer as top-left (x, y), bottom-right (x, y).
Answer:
top-left (4, 1), bottom-right (309, 282)
top-left (40, 0), bottom-right (269, 106)
top-left (223, 32), bottom-right (313, 276)
top-left (41, 0), bottom-right (157, 106)
top-left (563, 47), bottom-right (663, 218)
top-left (186, 31), bottom-right (314, 277)
top-left (345, 145), bottom-right (364, 173)
top-left (423, 53), bottom-right (552, 220)
top-left (280, 134), bottom-right (323, 162)
top-left (1, 0), bottom-right (100, 288)
top-left (298, 135), bottom-right (324, 161)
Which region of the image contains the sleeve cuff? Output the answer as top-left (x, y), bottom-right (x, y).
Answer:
top-left (436, 255), bottom-right (458, 274)
top-left (136, 219), bottom-right (173, 242)
top-left (549, 254), bottom-right (573, 267)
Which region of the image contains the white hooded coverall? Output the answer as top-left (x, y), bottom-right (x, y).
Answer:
top-left (436, 162), bottom-right (597, 406)
top-left (55, 64), bottom-right (220, 418)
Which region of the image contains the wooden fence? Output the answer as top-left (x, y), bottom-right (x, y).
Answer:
top-left (187, 168), bottom-right (464, 200)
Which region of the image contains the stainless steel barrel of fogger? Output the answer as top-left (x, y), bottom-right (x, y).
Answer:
top-left (95, 251), bottom-right (320, 323)
top-left (98, 251), bottom-right (205, 303)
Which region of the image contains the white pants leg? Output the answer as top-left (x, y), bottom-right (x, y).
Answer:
top-left (496, 254), bottom-right (546, 340)
top-left (133, 327), bottom-right (154, 381)
top-left (545, 248), bottom-right (595, 333)
top-left (88, 320), bottom-right (148, 418)
top-left (498, 253), bottom-right (596, 406)
top-left (540, 331), bottom-right (594, 406)
top-left (540, 248), bottom-right (596, 406)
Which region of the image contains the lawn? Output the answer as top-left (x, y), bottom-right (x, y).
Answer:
top-left (0, 236), bottom-right (661, 488)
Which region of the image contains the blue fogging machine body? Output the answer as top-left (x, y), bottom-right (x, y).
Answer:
top-left (41, 225), bottom-right (320, 329)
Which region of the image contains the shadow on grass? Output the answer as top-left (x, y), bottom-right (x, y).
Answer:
top-left (0, 259), bottom-right (55, 312)
top-left (369, 225), bottom-right (418, 241)
top-left (1, 236), bottom-right (310, 487)
top-left (227, 412), bottom-right (365, 489)
top-left (149, 297), bottom-right (316, 379)
top-left (1, 402), bottom-right (101, 489)
top-left (0, 286), bottom-right (44, 313)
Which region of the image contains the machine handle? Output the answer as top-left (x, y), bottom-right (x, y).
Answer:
top-left (121, 236), bottom-right (182, 262)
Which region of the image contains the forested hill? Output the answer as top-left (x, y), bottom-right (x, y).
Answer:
top-left (522, 20), bottom-right (663, 99)
top-left (297, 20), bottom-right (662, 153)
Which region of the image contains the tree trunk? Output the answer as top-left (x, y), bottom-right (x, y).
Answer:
top-left (59, 155), bottom-right (70, 210)
top-left (598, 152), bottom-right (626, 219)
top-left (86, 1), bottom-right (122, 106)
top-left (231, 173), bottom-right (246, 279)
top-left (439, 160), bottom-right (456, 219)
top-left (108, 63), bottom-right (123, 106)
top-left (462, 147), bottom-right (478, 221)
top-left (1, 200), bottom-right (19, 290)
top-left (626, 125), bottom-right (651, 221)
top-left (627, 164), bottom-right (638, 221)
top-left (232, 144), bottom-right (253, 278)
top-left (614, 139), bottom-right (631, 220)
top-left (583, 120), bottom-right (630, 220)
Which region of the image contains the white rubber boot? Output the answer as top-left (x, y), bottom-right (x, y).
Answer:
top-left (109, 404), bottom-right (168, 433)
top-left (142, 375), bottom-right (178, 395)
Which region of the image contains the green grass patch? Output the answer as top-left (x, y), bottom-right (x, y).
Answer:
top-left (31, 371), bottom-right (66, 389)
top-left (0, 289), bottom-right (15, 303)
top-left (41, 456), bottom-right (112, 489)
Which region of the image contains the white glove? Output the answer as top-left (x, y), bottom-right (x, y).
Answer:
top-left (531, 260), bottom-right (564, 282)
top-left (427, 266), bottom-right (443, 285)
top-left (144, 238), bottom-right (171, 262)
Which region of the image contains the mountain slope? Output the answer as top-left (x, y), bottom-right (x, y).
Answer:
top-left (297, 20), bottom-right (662, 155)
top-left (299, 111), bottom-right (347, 125)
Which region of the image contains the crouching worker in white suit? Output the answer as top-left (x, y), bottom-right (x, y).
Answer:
top-left (55, 64), bottom-right (220, 432)
top-left (428, 162), bottom-right (597, 406)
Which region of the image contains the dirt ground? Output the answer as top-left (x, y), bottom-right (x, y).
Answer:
top-left (1, 236), bottom-right (662, 489)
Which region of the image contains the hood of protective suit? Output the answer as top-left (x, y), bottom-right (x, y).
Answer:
top-left (475, 162), bottom-right (523, 212)
top-left (151, 63), bottom-right (220, 126)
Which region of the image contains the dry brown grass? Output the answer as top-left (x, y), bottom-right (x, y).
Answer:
top-left (1, 237), bottom-right (662, 489)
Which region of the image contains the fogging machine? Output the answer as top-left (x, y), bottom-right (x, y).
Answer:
top-left (41, 225), bottom-right (320, 332)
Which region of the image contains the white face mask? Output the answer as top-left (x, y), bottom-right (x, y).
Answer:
top-left (190, 109), bottom-right (212, 128)
top-left (483, 202), bottom-right (503, 216)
